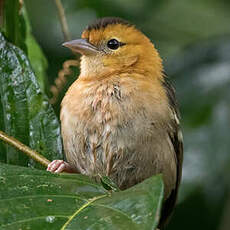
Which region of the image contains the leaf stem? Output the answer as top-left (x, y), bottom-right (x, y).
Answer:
top-left (0, 130), bottom-right (50, 167)
top-left (54, 0), bottom-right (71, 41)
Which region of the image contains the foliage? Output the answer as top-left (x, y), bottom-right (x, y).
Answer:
top-left (0, 0), bottom-right (62, 167)
top-left (0, 163), bottom-right (163, 230)
top-left (1, 0), bottom-right (230, 229)
top-left (0, 32), bottom-right (63, 168)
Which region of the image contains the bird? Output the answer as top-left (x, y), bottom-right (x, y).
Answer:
top-left (47, 17), bottom-right (183, 228)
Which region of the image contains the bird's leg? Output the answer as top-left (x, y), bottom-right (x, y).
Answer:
top-left (47, 160), bottom-right (78, 173)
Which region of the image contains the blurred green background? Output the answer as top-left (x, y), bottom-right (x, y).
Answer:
top-left (24, 0), bottom-right (230, 229)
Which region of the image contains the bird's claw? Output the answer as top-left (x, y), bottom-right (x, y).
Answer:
top-left (47, 160), bottom-right (77, 173)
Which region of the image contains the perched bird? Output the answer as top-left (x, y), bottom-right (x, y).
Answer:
top-left (47, 17), bottom-right (183, 227)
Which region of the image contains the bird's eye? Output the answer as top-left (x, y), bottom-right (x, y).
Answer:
top-left (107, 39), bottom-right (120, 50)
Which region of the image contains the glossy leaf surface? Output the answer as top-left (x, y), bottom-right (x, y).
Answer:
top-left (0, 163), bottom-right (163, 230)
top-left (0, 33), bottom-right (63, 167)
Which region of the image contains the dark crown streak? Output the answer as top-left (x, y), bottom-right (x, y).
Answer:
top-left (86, 17), bottom-right (133, 31)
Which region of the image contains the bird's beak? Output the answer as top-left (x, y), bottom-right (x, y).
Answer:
top-left (62, 39), bottom-right (99, 56)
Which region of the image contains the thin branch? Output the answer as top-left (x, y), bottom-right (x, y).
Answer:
top-left (54, 0), bottom-right (71, 41)
top-left (0, 130), bottom-right (50, 167)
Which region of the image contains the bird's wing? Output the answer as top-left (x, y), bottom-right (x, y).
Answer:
top-left (160, 78), bottom-right (184, 228)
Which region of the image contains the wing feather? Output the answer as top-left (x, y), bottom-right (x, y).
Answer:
top-left (159, 77), bottom-right (183, 228)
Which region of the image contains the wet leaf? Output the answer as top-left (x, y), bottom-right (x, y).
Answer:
top-left (0, 32), bottom-right (63, 167)
top-left (0, 163), bottom-right (163, 230)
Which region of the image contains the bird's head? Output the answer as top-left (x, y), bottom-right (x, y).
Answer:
top-left (63, 17), bottom-right (163, 80)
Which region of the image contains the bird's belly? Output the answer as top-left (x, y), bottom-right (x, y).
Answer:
top-left (61, 100), bottom-right (176, 197)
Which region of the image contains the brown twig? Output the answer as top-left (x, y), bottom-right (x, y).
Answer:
top-left (54, 0), bottom-right (71, 41)
top-left (0, 130), bottom-right (50, 167)
top-left (51, 0), bottom-right (80, 105)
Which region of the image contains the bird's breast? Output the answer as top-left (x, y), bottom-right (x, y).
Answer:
top-left (60, 76), bottom-right (176, 193)
top-left (61, 78), bottom-right (126, 175)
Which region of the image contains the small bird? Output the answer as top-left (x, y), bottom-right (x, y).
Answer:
top-left (47, 17), bottom-right (183, 227)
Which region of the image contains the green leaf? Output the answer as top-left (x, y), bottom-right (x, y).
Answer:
top-left (0, 163), bottom-right (163, 230)
top-left (0, 32), bottom-right (63, 167)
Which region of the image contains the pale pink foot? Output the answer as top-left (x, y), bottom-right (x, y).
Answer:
top-left (47, 160), bottom-right (78, 173)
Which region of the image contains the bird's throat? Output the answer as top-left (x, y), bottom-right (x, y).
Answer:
top-left (79, 55), bottom-right (112, 80)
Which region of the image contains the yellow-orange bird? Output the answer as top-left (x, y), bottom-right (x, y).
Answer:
top-left (47, 17), bottom-right (183, 227)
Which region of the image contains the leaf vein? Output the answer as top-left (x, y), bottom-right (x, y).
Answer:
top-left (61, 194), bottom-right (108, 230)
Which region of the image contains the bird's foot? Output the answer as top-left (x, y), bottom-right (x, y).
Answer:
top-left (47, 160), bottom-right (78, 173)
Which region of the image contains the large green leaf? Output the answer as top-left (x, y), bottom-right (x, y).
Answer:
top-left (0, 163), bottom-right (163, 230)
top-left (0, 32), bottom-right (63, 167)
